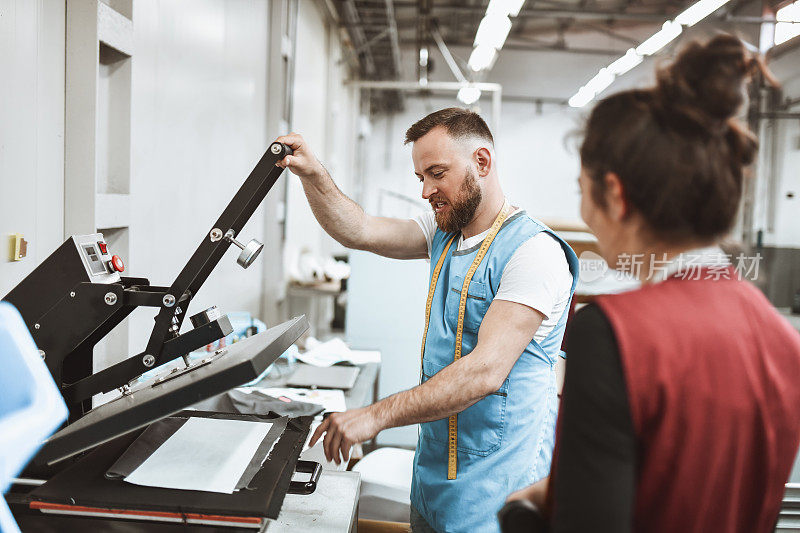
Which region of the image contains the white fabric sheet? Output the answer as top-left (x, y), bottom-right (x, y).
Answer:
top-left (124, 418), bottom-right (272, 494)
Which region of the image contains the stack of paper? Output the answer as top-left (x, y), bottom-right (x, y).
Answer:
top-left (297, 338), bottom-right (381, 367)
top-left (247, 387), bottom-right (347, 414)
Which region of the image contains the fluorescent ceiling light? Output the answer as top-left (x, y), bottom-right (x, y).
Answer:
top-left (636, 20), bottom-right (682, 56)
top-left (465, 1), bottom-right (522, 76)
top-left (474, 14), bottom-right (512, 49)
top-left (567, 0), bottom-right (739, 110)
top-left (468, 45), bottom-right (498, 71)
top-left (584, 68), bottom-right (615, 95)
top-left (568, 87), bottom-right (595, 108)
top-left (607, 48), bottom-right (643, 76)
top-left (486, 0), bottom-right (526, 17)
top-left (675, 0), bottom-right (730, 26)
top-left (775, 1), bottom-right (800, 45)
top-left (457, 86), bottom-right (482, 105)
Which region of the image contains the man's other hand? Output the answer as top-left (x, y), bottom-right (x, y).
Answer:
top-left (274, 133), bottom-right (325, 181)
top-left (308, 406), bottom-right (384, 465)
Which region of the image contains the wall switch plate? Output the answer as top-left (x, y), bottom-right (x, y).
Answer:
top-left (11, 234), bottom-right (27, 261)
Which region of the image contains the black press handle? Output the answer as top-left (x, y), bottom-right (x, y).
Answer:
top-left (497, 499), bottom-right (548, 533)
top-left (269, 142), bottom-right (294, 159)
top-left (287, 460), bottom-right (322, 495)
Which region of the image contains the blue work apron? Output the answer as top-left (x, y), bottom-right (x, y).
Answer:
top-left (410, 211), bottom-right (579, 533)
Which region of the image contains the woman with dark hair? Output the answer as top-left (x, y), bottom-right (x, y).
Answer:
top-left (504, 34), bottom-right (800, 533)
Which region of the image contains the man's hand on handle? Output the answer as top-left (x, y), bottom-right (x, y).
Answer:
top-left (275, 133), bottom-right (326, 181)
top-left (271, 132), bottom-right (428, 259)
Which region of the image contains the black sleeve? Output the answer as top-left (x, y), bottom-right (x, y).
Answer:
top-left (550, 304), bottom-right (636, 533)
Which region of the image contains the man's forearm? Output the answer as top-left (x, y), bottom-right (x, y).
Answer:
top-left (300, 168), bottom-right (369, 250)
top-left (308, 301), bottom-right (541, 462)
top-left (306, 357), bottom-right (494, 464)
top-left (372, 352), bottom-right (500, 430)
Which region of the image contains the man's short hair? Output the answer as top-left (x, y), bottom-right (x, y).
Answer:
top-left (404, 107), bottom-right (494, 146)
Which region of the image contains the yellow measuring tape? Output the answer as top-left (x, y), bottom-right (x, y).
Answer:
top-left (420, 205), bottom-right (512, 480)
top-left (420, 235), bottom-right (456, 375)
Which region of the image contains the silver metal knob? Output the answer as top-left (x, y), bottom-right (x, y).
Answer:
top-left (224, 230), bottom-right (263, 269)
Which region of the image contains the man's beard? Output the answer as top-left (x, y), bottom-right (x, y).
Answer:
top-left (434, 169), bottom-right (482, 234)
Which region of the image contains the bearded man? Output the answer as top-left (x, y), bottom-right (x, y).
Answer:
top-left (276, 108), bottom-right (578, 533)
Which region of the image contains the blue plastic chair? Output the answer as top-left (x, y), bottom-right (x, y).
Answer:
top-left (0, 302), bottom-right (67, 533)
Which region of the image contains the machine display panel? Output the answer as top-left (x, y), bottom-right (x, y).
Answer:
top-left (82, 244), bottom-right (107, 275)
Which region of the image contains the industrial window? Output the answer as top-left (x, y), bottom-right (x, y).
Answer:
top-left (775, 0), bottom-right (800, 45)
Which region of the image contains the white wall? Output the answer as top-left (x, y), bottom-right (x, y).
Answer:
top-left (125, 0), bottom-right (361, 347)
top-left (360, 95), bottom-right (585, 225)
top-left (285, 0), bottom-right (330, 258)
top-left (358, 42), bottom-right (641, 226)
top-left (278, 1), bottom-right (362, 336)
top-left (320, 23), bottom-right (361, 256)
top-left (346, 251), bottom-right (429, 447)
top-left (757, 46), bottom-right (800, 248)
top-left (0, 0), bottom-right (360, 355)
top-left (0, 0), bottom-right (65, 297)
top-left (126, 0), bottom-right (272, 348)
top-left (284, 0), bottom-right (360, 262)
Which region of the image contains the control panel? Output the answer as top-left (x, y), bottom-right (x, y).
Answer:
top-left (72, 233), bottom-right (124, 284)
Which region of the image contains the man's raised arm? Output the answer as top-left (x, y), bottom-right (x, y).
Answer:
top-left (276, 133), bottom-right (428, 260)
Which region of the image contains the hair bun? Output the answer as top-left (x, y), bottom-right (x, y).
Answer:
top-left (656, 34), bottom-right (751, 126)
top-left (653, 34), bottom-right (769, 166)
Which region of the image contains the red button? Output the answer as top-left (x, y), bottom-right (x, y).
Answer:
top-left (110, 255), bottom-right (125, 272)
top-left (98, 242), bottom-right (108, 254)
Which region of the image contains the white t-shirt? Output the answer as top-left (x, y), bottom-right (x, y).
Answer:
top-left (414, 205), bottom-right (573, 344)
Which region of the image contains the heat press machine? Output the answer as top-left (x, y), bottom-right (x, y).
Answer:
top-left (2, 142), bottom-right (321, 530)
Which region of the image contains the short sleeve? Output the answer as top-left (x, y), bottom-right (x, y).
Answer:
top-left (413, 210), bottom-right (437, 260)
top-left (494, 232), bottom-right (573, 320)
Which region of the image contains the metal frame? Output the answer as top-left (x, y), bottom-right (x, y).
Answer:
top-left (323, 0), bottom-right (404, 113)
top-left (6, 143), bottom-right (294, 416)
top-left (430, 20), bottom-right (468, 84)
top-left (66, 142), bottom-right (293, 406)
top-left (384, 3), bottom-right (779, 24)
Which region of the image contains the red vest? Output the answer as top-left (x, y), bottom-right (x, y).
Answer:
top-left (594, 271), bottom-right (800, 532)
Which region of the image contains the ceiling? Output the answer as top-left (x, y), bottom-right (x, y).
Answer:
top-left (326, 0), bottom-right (773, 112)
